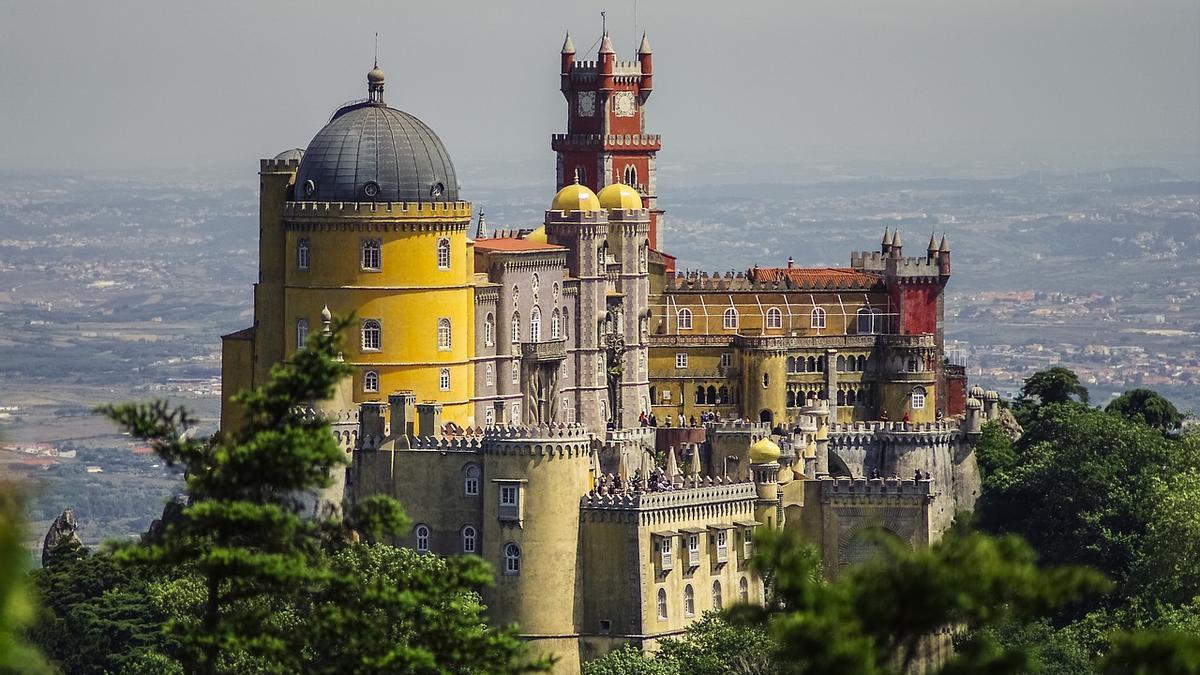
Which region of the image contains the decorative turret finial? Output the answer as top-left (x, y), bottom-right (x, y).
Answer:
top-left (561, 32), bottom-right (575, 54)
top-left (638, 31), bottom-right (652, 55)
top-left (475, 208), bottom-right (487, 240)
top-left (320, 304), bottom-right (333, 333)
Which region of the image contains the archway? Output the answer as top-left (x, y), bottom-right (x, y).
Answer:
top-left (759, 409), bottom-right (774, 424)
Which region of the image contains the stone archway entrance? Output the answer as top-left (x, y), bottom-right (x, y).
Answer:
top-left (759, 409), bottom-right (773, 424)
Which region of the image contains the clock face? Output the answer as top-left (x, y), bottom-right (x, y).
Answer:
top-left (613, 91), bottom-right (637, 117)
top-left (577, 91), bottom-right (596, 117)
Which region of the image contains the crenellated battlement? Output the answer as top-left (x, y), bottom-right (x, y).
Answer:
top-left (483, 422), bottom-right (590, 441)
top-left (706, 420), bottom-right (771, 434)
top-left (850, 251), bottom-right (946, 280)
top-left (283, 201), bottom-right (473, 220)
top-left (664, 269), bottom-right (882, 292)
top-left (828, 420), bottom-right (961, 447)
top-left (820, 476), bottom-right (932, 500)
top-left (580, 479), bottom-right (756, 511)
top-left (550, 133), bottom-right (662, 149)
top-left (260, 158), bottom-right (301, 171)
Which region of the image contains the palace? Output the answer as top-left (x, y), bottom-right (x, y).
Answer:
top-left (219, 31), bottom-right (992, 672)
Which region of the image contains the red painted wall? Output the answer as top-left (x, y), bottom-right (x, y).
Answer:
top-left (891, 283), bottom-right (941, 335)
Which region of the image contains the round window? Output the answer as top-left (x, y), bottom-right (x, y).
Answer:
top-left (430, 182), bottom-right (445, 198)
top-left (362, 181), bottom-right (380, 199)
top-left (303, 179), bottom-right (316, 197)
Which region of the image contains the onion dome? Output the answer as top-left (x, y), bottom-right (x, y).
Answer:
top-left (748, 437), bottom-right (781, 464)
top-left (551, 182), bottom-right (602, 212)
top-left (524, 226), bottom-right (548, 245)
top-left (597, 182), bottom-right (643, 210)
top-left (966, 397), bottom-right (983, 410)
top-left (984, 390), bottom-right (999, 401)
top-left (970, 384), bottom-right (985, 399)
top-left (294, 66), bottom-right (458, 204)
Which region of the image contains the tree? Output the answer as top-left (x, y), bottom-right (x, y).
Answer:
top-left (733, 528), bottom-right (1109, 675)
top-left (1019, 367), bottom-right (1090, 406)
top-left (0, 488), bottom-right (53, 675)
top-left (1100, 630), bottom-right (1200, 675)
top-left (101, 320), bottom-right (544, 674)
top-left (974, 421), bottom-right (1015, 483)
top-left (1106, 388), bottom-right (1184, 433)
top-left (581, 613), bottom-right (774, 675)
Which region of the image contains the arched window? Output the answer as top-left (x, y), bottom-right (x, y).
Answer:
top-left (361, 319), bottom-right (381, 351)
top-left (512, 361), bottom-right (519, 384)
top-left (484, 408), bottom-right (495, 426)
top-left (437, 318), bottom-right (451, 350)
top-left (623, 164), bottom-right (638, 186)
top-left (464, 464), bottom-right (480, 496)
top-left (530, 273), bottom-right (540, 296)
top-left (361, 239), bottom-right (381, 270)
top-left (695, 386), bottom-right (705, 405)
top-left (817, 355), bottom-right (826, 373)
top-left (787, 356), bottom-right (796, 373)
top-left (657, 588), bottom-right (668, 620)
top-left (295, 318), bottom-right (309, 351)
top-left (836, 355), bottom-right (846, 372)
top-left (553, 282), bottom-right (559, 301)
top-left (723, 307), bottom-right (739, 330)
top-left (719, 386), bottom-right (730, 404)
top-left (485, 364), bottom-right (493, 387)
top-left (562, 307), bottom-right (569, 338)
top-left (436, 238), bottom-right (451, 270)
top-left (857, 355), bottom-right (867, 372)
top-left (911, 386), bottom-right (927, 410)
top-left (712, 580), bottom-right (723, 609)
top-left (511, 312), bottom-right (521, 344)
top-left (857, 307), bottom-right (883, 334)
top-left (297, 238), bottom-right (310, 271)
top-left (766, 307), bottom-right (782, 329)
top-left (550, 309), bottom-right (561, 339)
top-left (684, 584), bottom-right (695, 616)
top-left (439, 368), bottom-right (451, 392)
top-left (504, 542), bottom-right (521, 575)
top-left (597, 243), bottom-right (607, 270)
top-left (739, 577), bottom-right (749, 602)
top-left (639, 241), bottom-right (648, 272)
top-left (484, 313), bottom-right (494, 346)
top-left (762, 372), bottom-right (770, 388)
top-left (677, 308), bottom-right (693, 330)
top-left (847, 389), bottom-right (857, 405)
top-left (837, 390), bottom-right (846, 406)
top-left (787, 390), bottom-right (796, 408)
top-left (363, 370), bottom-right (379, 393)
top-left (414, 525), bottom-right (430, 553)
top-left (574, 166), bottom-right (587, 185)
top-left (811, 307), bottom-right (826, 329)
top-left (530, 306), bottom-right (542, 343)
top-left (512, 285), bottom-right (519, 307)
top-left (462, 525), bottom-right (476, 553)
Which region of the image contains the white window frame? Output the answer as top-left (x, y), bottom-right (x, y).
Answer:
top-left (295, 318), bottom-right (309, 351)
top-left (484, 314), bottom-right (495, 347)
top-left (437, 318), bottom-right (452, 351)
top-left (512, 360), bottom-right (520, 385)
top-left (675, 353), bottom-right (688, 369)
top-left (684, 584), bottom-right (695, 617)
top-left (297, 238), bottom-right (310, 271)
top-left (462, 525), bottom-right (476, 553)
top-left (550, 310), bottom-right (561, 339)
top-left (677, 308), bottom-right (693, 330)
top-left (363, 370), bottom-right (379, 393)
top-left (361, 238), bottom-right (382, 271)
top-left (503, 542), bottom-right (521, 575)
top-left (912, 386), bottom-right (926, 410)
top-left (414, 524), bottom-right (430, 553)
top-left (436, 237), bottom-right (451, 270)
top-left (485, 364), bottom-right (493, 387)
top-left (723, 307), bottom-right (738, 330)
top-left (511, 312), bottom-right (521, 344)
top-left (361, 319), bottom-right (382, 352)
top-left (721, 352), bottom-right (733, 368)
top-left (439, 368), bottom-right (451, 392)
top-left (464, 464), bottom-right (480, 496)
top-left (766, 307), bottom-right (782, 329)
top-left (530, 306), bottom-right (541, 343)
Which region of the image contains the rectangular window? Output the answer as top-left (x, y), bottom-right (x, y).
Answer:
top-left (675, 353), bottom-right (688, 369)
top-left (498, 482), bottom-right (521, 522)
top-left (439, 368), bottom-right (451, 392)
top-left (720, 352), bottom-right (732, 368)
top-left (361, 239), bottom-right (382, 271)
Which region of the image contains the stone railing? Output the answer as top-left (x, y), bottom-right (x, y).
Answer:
top-left (580, 480), bottom-right (756, 511)
top-left (520, 338), bottom-right (567, 362)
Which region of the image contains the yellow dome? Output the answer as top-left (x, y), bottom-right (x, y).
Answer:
top-left (551, 183), bottom-right (602, 212)
top-left (525, 226), bottom-right (548, 244)
top-left (748, 437), bottom-right (781, 464)
top-left (597, 182), bottom-right (643, 210)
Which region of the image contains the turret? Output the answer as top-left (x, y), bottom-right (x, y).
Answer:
top-left (938, 234), bottom-right (951, 275)
top-left (881, 227), bottom-right (892, 256)
top-left (965, 397), bottom-right (983, 435)
top-left (560, 32), bottom-right (575, 94)
top-left (749, 437), bottom-right (781, 529)
top-left (598, 32), bottom-right (615, 93)
top-left (891, 229), bottom-right (903, 258)
top-left (637, 32), bottom-right (653, 96)
top-left (927, 233), bottom-right (939, 260)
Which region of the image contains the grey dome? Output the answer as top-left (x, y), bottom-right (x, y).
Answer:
top-left (295, 102), bottom-right (459, 203)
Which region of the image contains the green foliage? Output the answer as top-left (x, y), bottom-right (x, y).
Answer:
top-left (974, 421), bottom-right (1015, 482)
top-left (0, 489), bottom-right (53, 675)
top-left (1131, 464), bottom-right (1200, 606)
top-left (1106, 388), bottom-right (1185, 433)
top-left (1100, 630), bottom-right (1200, 675)
top-left (87, 320), bottom-right (545, 674)
top-left (1019, 366), bottom-right (1090, 406)
top-left (968, 620), bottom-right (1093, 675)
top-left (581, 613), bottom-right (774, 675)
top-left (739, 528), bottom-right (1108, 675)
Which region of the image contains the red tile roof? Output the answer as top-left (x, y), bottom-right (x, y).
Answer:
top-left (473, 238), bottom-right (564, 252)
top-left (751, 267), bottom-right (881, 290)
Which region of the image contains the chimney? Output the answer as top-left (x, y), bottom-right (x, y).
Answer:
top-left (388, 391), bottom-right (416, 438)
top-left (416, 401), bottom-right (443, 437)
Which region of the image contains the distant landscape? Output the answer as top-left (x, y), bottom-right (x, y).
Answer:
top-left (1, 161), bottom-right (1197, 549)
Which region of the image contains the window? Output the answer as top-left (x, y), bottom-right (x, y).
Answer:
top-left (912, 386), bottom-right (927, 410)
top-left (550, 310), bottom-right (561, 339)
top-left (414, 525), bottom-right (430, 553)
top-left (623, 164), bottom-right (638, 186)
top-left (721, 352), bottom-right (733, 368)
top-left (504, 542), bottom-right (521, 575)
top-left (712, 580), bottom-right (723, 609)
top-left (361, 239), bottom-right (381, 270)
top-left (484, 313), bottom-right (495, 346)
top-left (530, 273), bottom-right (540, 296)
top-left (530, 306), bottom-right (541, 343)
top-left (562, 308), bottom-right (569, 338)
top-left (439, 368), bottom-right (451, 392)
top-left (462, 525), bottom-right (476, 553)
top-left (437, 318), bottom-right (451, 350)
top-left (857, 307), bottom-right (883, 334)
top-left (574, 166), bottom-right (587, 185)
top-left (361, 319), bottom-right (382, 351)
top-left (553, 282), bottom-right (559, 301)
top-left (484, 408), bottom-right (495, 426)
top-left (907, 358), bottom-right (919, 373)
top-left (297, 238), bottom-right (310, 271)
top-left (485, 364), bottom-right (493, 387)
top-left (295, 318), bottom-right (309, 351)
top-left (436, 238), bottom-right (451, 270)
top-left (766, 307), bottom-right (782, 329)
top-left (675, 353), bottom-right (688, 369)
top-left (677, 308), bottom-right (693, 330)
top-left (464, 464), bottom-right (480, 495)
top-left (363, 370), bottom-right (379, 393)
top-left (739, 577), bottom-right (749, 602)
top-left (811, 307), bottom-right (826, 329)
top-left (511, 312), bottom-right (521, 344)
top-left (597, 244), bottom-right (606, 270)
top-left (723, 308), bottom-right (738, 330)
top-left (657, 588), bottom-right (668, 620)
top-left (639, 241), bottom-right (648, 273)
top-left (716, 529), bottom-right (729, 562)
top-left (512, 361), bottom-right (520, 385)
top-left (684, 585), bottom-right (695, 616)
top-left (511, 402), bottom-right (521, 421)
top-left (500, 485), bottom-right (518, 507)
top-left (762, 372), bottom-right (770, 388)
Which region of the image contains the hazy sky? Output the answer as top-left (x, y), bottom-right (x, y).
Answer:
top-left (1, 0), bottom-right (1197, 176)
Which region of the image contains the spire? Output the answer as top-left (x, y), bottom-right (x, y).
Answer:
top-left (927, 232), bottom-right (938, 253)
top-left (599, 32), bottom-right (615, 55)
top-left (939, 233), bottom-right (950, 252)
top-left (561, 32), bottom-right (575, 54)
top-left (892, 230), bottom-right (902, 248)
top-left (638, 31), bottom-right (652, 55)
top-left (474, 208), bottom-right (487, 240)
top-left (882, 227), bottom-right (892, 247)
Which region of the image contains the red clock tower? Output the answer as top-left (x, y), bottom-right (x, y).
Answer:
top-left (553, 31), bottom-right (665, 249)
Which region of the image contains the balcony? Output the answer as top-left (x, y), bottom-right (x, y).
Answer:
top-left (520, 338), bottom-right (567, 363)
